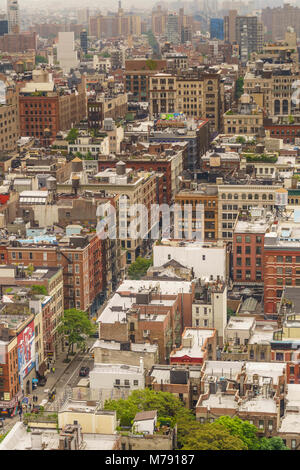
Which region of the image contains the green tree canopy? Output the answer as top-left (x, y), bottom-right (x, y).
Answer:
top-left (30, 285), bottom-right (47, 296)
top-left (128, 256), bottom-right (152, 280)
top-left (236, 76), bottom-right (244, 99)
top-left (181, 422), bottom-right (247, 450)
top-left (104, 390), bottom-right (288, 450)
top-left (104, 388), bottom-right (193, 428)
top-left (35, 55), bottom-right (47, 64)
top-left (58, 308), bottom-right (96, 360)
top-left (214, 416), bottom-right (288, 450)
top-left (259, 436), bottom-right (289, 450)
top-left (66, 128), bottom-right (79, 144)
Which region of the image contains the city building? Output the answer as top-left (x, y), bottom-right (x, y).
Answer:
top-left (192, 280), bottom-right (227, 346)
top-left (19, 70), bottom-right (87, 146)
top-left (7, 0), bottom-right (19, 34)
top-left (210, 19), bottom-right (224, 40)
top-left (153, 240), bottom-right (227, 281)
top-left (56, 32), bottom-right (79, 74)
top-left (264, 217), bottom-right (300, 316)
top-left (170, 327), bottom-right (217, 365)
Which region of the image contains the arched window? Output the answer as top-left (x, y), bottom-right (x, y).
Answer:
top-left (254, 194), bottom-right (259, 200)
top-left (268, 194), bottom-right (273, 200)
top-left (282, 99), bottom-right (289, 115)
top-left (262, 194), bottom-right (267, 200)
top-left (248, 194), bottom-right (253, 200)
top-left (242, 194), bottom-right (246, 200)
top-left (228, 194), bottom-right (232, 199)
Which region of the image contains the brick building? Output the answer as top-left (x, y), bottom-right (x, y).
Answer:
top-left (125, 59), bottom-right (167, 103)
top-left (0, 32), bottom-right (37, 53)
top-left (264, 220), bottom-right (300, 316)
top-left (233, 215), bottom-right (270, 284)
top-left (170, 327), bottom-right (217, 365)
top-left (175, 186), bottom-right (218, 241)
top-left (19, 72), bottom-right (86, 146)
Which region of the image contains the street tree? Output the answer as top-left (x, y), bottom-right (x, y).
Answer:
top-left (128, 256), bottom-right (152, 280)
top-left (58, 308), bottom-right (96, 361)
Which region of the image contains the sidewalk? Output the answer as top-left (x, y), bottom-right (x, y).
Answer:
top-left (31, 348), bottom-right (81, 406)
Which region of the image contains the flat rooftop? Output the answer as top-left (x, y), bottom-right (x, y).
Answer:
top-left (92, 339), bottom-right (158, 353)
top-left (201, 392), bottom-right (238, 410)
top-left (278, 413), bottom-right (300, 434)
top-left (239, 397), bottom-right (277, 413)
top-left (171, 328), bottom-right (215, 359)
top-left (0, 422), bottom-right (118, 450)
top-left (226, 316), bottom-right (255, 331)
top-left (249, 322), bottom-right (278, 345)
top-left (118, 279), bottom-right (193, 295)
top-left (91, 363), bottom-right (142, 374)
top-left (234, 220), bottom-right (269, 234)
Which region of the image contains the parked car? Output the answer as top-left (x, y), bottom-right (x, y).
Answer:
top-left (79, 366), bottom-right (90, 377)
top-left (38, 377), bottom-right (47, 387)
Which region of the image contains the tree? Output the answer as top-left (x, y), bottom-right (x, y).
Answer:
top-left (236, 136), bottom-right (246, 144)
top-left (259, 437), bottom-right (289, 450)
top-left (214, 416), bottom-right (260, 449)
top-left (66, 128), bottom-right (79, 144)
top-left (35, 55), bottom-right (47, 64)
top-left (227, 307), bottom-right (235, 321)
top-left (104, 388), bottom-right (192, 428)
top-left (58, 308), bottom-right (96, 361)
top-left (31, 285), bottom-right (47, 296)
top-left (181, 422), bottom-right (247, 450)
top-left (128, 257), bottom-right (152, 280)
top-left (236, 76), bottom-right (244, 99)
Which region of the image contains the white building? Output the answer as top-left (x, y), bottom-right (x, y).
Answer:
top-left (133, 410), bottom-right (157, 435)
top-left (68, 135), bottom-right (109, 156)
top-left (57, 32), bottom-right (79, 74)
top-left (153, 241), bottom-right (227, 281)
top-left (89, 359), bottom-right (145, 401)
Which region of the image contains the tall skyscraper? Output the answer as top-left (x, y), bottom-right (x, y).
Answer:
top-left (57, 32), bottom-right (79, 74)
top-left (210, 18), bottom-right (224, 40)
top-left (7, 0), bottom-right (19, 33)
top-left (235, 16), bottom-right (261, 64)
top-left (166, 13), bottom-right (180, 44)
top-left (224, 10), bottom-right (237, 43)
top-left (80, 29), bottom-right (88, 54)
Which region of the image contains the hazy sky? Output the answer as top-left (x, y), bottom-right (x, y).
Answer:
top-left (0, 0), bottom-right (196, 10)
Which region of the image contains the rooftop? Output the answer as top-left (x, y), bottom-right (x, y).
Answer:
top-left (171, 328), bottom-right (215, 359)
top-left (226, 316), bottom-right (255, 331)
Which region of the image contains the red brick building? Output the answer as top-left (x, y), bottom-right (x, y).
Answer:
top-left (264, 123), bottom-right (300, 145)
top-left (264, 233), bottom-right (300, 316)
top-left (0, 232), bottom-right (104, 314)
top-left (0, 32), bottom-right (37, 53)
top-left (233, 218), bottom-right (268, 284)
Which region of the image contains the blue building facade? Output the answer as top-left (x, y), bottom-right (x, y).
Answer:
top-left (210, 18), bottom-right (224, 40)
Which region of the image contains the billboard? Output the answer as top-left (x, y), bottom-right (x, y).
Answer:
top-left (160, 112), bottom-right (184, 120)
top-left (17, 321), bottom-right (35, 386)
